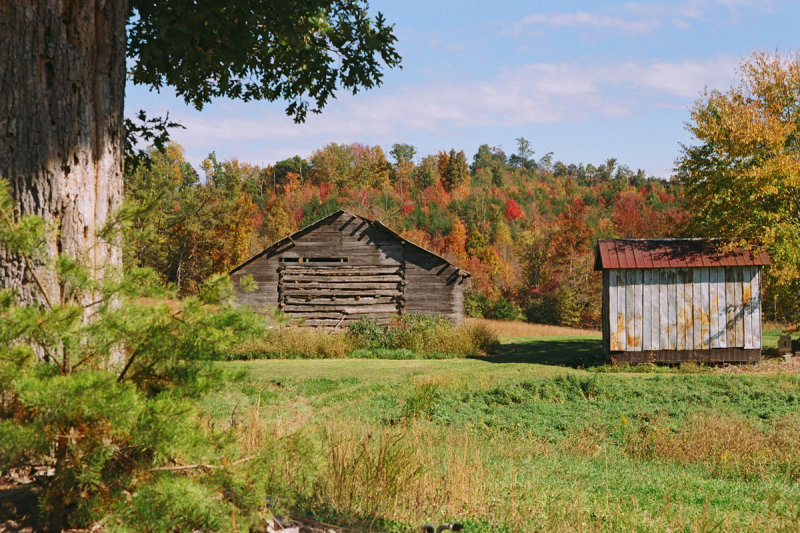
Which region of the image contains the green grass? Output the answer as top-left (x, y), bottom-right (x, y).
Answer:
top-left (201, 334), bottom-right (800, 532)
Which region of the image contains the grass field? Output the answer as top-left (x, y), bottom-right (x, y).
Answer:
top-left (201, 323), bottom-right (800, 532)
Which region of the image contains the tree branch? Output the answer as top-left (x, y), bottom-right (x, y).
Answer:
top-left (151, 455), bottom-right (256, 472)
top-left (0, 209), bottom-right (54, 309)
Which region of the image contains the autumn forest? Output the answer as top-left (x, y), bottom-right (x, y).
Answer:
top-left (125, 138), bottom-right (691, 329)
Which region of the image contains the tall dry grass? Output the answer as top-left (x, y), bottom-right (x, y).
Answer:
top-left (629, 412), bottom-right (800, 480)
top-left (216, 402), bottom-right (800, 531)
top-left (229, 317), bottom-right (498, 359)
top-left (466, 318), bottom-right (599, 339)
top-left (229, 327), bottom-right (352, 359)
top-left (228, 402), bottom-right (547, 527)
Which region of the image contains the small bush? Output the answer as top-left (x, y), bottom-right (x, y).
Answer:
top-left (347, 317), bottom-right (389, 349)
top-left (487, 296), bottom-right (525, 321)
top-left (117, 475), bottom-right (236, 532)
top-left (228, 327), bottom-right (351, 359)
top-left (347, 314), bottom-right (498, 356)
top-left (229, 314), bottom-right (499, 359)
top-left (464, 292), bottom-right (491, 318)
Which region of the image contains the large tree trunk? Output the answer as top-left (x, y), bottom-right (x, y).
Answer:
top-left (0, 0), bottom-right (126, 306)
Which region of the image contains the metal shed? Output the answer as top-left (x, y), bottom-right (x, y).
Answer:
top-left (230, 210), bottom-right (470, 327)
top-left (595, 239), bottom-right (771, 363)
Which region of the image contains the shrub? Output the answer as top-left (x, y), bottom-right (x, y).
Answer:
top-left (228, 314), bottom-right (498, 360)
top-left (525, 295), bottom-right (558, 325)
top-left (464, 291), bottom-right (490, 318)
top-left (488, 295), bottom-right (524, 321)
top-left (229, 326), bottom-right (352, 359)
top-left (348, 314), bottom-right (498, 356)
top-left (346, 316), bottom-right (389, 349)
top-left (0, 181), bottom-right (260, 530)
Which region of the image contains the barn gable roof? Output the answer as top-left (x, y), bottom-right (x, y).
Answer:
top-left (594, 238), bottom-right (771, 270)
top-left (230, 210), bottom-right (470, 277)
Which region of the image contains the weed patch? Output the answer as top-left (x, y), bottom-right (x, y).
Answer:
top-left (229, 314), bottom-right (498, 360)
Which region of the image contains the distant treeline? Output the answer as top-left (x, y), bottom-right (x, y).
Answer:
top-left (125, 139), bottom-right (688, 328)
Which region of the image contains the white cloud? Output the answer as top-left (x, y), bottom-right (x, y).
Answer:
top-left (157, 55), bottom-right (737, 167)
top-left (520, 10), bottom-right (657, 34)
top-left (517, 0), bottom-right (783, 36)
top-left (624, 58), bottom-right (738, 97)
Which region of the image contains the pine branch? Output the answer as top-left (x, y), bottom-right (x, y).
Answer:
top-left (151, 454), bottom-right (256, 472)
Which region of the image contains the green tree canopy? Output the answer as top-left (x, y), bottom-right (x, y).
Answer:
top-left (129, 0), bottom-right (401, 121)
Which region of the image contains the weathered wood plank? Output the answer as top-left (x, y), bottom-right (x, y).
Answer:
top-left (283, 304), bottom-right (401, 314)
top-left (603, 270), bottom-right (610, 354)
top-left (733, 267), bottom-right (744, 347)
top-left (281, 274), bottom-right (403, 283)
top-left (649, 270), bottom-right (660, 351)
top-left (707, 268), bottom-right (717, 349)
top-left (708, 268), bottom-right (719, 348)
top-left (642, 270), bottom-right (653, 351)
top-left (692, 269), bottom-right (701, 350)
top-left (684, 269), bottom-right (695, 351)
top-left (301, 319), bottom-right (394, 327)
top-left (696, 268), bottom-right (710, 349)
top-left (658, 270), bottom-right (669, 350)
top-left (725, 267), bottom-right (736, 347)
top-left (743, 266), bottom-right (755, 349)
top-left (245, 274), bottom-right (281, 282)
top-left (281, 265), bottom-right (402, 273)
top-left (667, 269), bottom-right (677, 350)
top-left (609, 270), bottom-right (621, 351)
top-left (631, 269), bottom-right (643, 351)
top-left (642, 270), bottom-right (651, 351)
top-left (753, 269), bottom-right (762, 349)
top-left (281, 288), bottom-right (402, 297)
top-left (676, 269), bottom-right (686, 350)
top-left (284, 296), bottom-right (401, 305)
top-left (717, 267), bottom-right (728, 348)
top-left (620, 269), bottom-right (628, 351)
top-left (610, 348), bottom-right (761, 364)
top-left (281, 282), bottom-right (401, 290)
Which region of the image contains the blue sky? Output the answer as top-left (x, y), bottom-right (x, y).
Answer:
top-left (125, 0), bottom-right (797, 178)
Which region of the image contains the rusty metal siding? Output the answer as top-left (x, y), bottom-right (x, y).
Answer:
top-left (603, 266), bottom-right (763, 360)
top-left (596, 239), bottom-right (771, 270)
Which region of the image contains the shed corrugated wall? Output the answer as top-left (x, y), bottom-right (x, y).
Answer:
top-left (607, 266), bottom-right (761, 353)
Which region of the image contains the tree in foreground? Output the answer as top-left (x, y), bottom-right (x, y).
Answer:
top-left (0, 180), bottom-right (264, 530)
top-left (676, 52), bottom-right (800, 314)
top-left (0, 0), bottom-right (400, 304)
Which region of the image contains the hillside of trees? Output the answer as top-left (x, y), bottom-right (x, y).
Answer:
top-left (125, 138), bottom-right (690, 328)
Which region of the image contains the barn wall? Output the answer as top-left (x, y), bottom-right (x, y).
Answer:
top-left (606, 266), bottom-right (761, 356)
top-left (403, 244), bottom-right (465, 325)
top-left (231, 212), bottom-right (465, 324)
top-left (229, 251), bottom-right (281, 311)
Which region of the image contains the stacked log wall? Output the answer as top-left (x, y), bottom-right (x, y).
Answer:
top-left (230, 212), bottom-right (465, 325)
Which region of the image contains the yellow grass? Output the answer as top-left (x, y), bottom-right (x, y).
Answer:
top-left (466, 317), bottom-right (599, 339)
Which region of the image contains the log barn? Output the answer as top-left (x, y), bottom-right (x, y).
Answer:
top-left (595, 239), bottom-right (771, 363)
top-left (230, 210), bottom-right (470, 326)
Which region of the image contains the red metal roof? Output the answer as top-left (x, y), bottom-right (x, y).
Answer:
top-left (594, 239), bottom-right (771, 270)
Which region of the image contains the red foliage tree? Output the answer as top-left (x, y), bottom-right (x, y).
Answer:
top-left (505, 198), bottom-right (524, 221)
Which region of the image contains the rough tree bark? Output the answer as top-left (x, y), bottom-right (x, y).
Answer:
top-left (0, 0), bottom-right (126, 306)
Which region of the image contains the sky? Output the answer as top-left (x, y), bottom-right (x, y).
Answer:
top-left (125, 0), bottom-right (798, 179)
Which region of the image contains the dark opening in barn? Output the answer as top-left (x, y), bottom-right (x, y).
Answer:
top-left (230, 211), bottom-right (470, 326)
